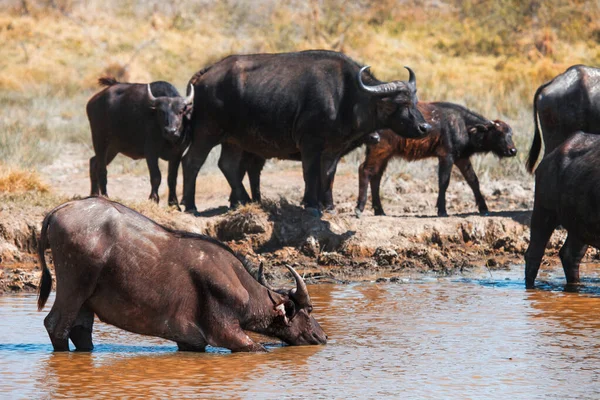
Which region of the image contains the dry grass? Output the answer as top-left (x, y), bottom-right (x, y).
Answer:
top-left (1, 0), bottom-right (600, 182)
top-left (0, 165), bottom-right (49, 193)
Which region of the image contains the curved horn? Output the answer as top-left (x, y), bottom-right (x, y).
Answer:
top-left (147, 84), bottom-right (157, 104)
top-left (405, 66), bottom-right (416, 87)
top-left (184, 83), bottom-right (194, 105)
top-left (285, 264), bottom-right (311, 307)
top-left (257, 262), bottom-right (276, 291)
top-left (358, 65), bottom-right (407, 95)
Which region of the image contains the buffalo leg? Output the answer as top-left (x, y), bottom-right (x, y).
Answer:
top-left (207, 324), bottom-right (266, 353)
top-left (300, 143), bottom-right (323, 211)
top-left (182, 135), bottom-right (220, 212)
top-left (167, 152), bottom-right (182, 210)
top-left (177, 341), bottom-right (207, 352)
top-left (245, 152), bottom-right (266, 202)
top-left (369, 159), bottom-right (389, 216)
top-left (44, 294), bottom-right (93, 352)
top-left (320, 153), bottom-right (340, 212)
top-left (455, 158), bottom-right (488, 215)
top-left (69, 306), bottom-right (95, 351)
top-left (559, 234), bottom-right (588, 285)
top-left (89, 156), bottom-right (99, 196)
top-left (356, 146), bottom-right (392, 216)
top-left (524, 205), bottom-right (558, 288)
top-left (146, 155), bottom-right (161, 204)
top-left (436, 156), bottom-right (454, 217)
top-left (97, 148), bottom-right (118, 198)
top-left (219, 143), bottom-right (251, 207)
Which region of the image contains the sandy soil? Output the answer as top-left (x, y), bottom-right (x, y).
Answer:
top-left (0, 143), bottom-right (573, 293)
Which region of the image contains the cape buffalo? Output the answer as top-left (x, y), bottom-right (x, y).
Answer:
top-left (525, 132), bottom-right (600, 288)
top-left (182, 50), bottom-right (431, 214)
top-left (355, 102), bottom-right (517, 217)
top-left (86, 77), bottom-right (194, 208)
top-left (526, 65), bottom-right (600, 173)
top-left (37, 197), bottom-right (327, 352)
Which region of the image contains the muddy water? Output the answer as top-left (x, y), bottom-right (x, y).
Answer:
top-left (2, 268), bottom-right (600, 399)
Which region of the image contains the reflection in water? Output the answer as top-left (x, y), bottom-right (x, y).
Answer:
top-left (2, 270), bottom-right (600, 399)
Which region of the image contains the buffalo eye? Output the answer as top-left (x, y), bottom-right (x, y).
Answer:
top-left (307, 305), bottom-right (313, 313)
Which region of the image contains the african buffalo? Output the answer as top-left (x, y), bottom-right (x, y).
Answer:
top-left (355, 102), bottom-right (517, 217)
top-left (182, 50), bottom-right (431, 214)
top-left (86, 77), bottom-right (194, 208)
top-left (525, 132), bottom-right (600, 288)
top-left (526, 65), bottom-right (600, 173)
top-left (37, 197), bottom-right (327, 352)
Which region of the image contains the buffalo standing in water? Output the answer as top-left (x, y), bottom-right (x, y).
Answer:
top-left (87, 77), bottom-right (194, 208)
top-left (525, 132), bottom-right (600, 288)
top-left (182, 50), bottom-right (431, 214)
top-left (526, 65), bottom-right (600, 172)
top-left (37, 197), bottom-right (327, 352)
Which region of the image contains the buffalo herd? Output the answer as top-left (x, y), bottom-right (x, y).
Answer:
top-left (35, 51), bottom-right (600, 351)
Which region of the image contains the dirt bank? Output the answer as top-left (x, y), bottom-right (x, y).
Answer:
top-left (0, 143), bottom-right (574, 293)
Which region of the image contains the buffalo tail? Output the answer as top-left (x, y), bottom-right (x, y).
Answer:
top-left (526, 79), bottom-right (553, 173)
top-left (37, 210), bottom-right (53, 311)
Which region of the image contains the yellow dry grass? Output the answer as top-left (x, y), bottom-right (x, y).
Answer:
top-left (1, 0), bottom-right (599, 180)
top-left (0, 166), bottom-right (49, 193)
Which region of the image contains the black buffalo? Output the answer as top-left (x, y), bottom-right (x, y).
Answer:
top-left (355, 102), bottom-right (517, 217)
top-left (37, 197), bottom-right (327, 352)
top-left (182, 50), bottom-right (431, 214)
top-left (525, 132), bottom-right (600, 288)
top-left (526, 65), bottom-right (600, 173)
top-left (86, 77), bottom-right (194, 208)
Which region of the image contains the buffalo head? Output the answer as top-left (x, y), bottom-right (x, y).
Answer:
top-left (148, 84), bottom-right (194, 141)
top-left (258, 264), bottom-right (327, 346)
top-left (469, 120), bottom-right (517, 158)
top-left (359, 66), bottom-right (431, 139)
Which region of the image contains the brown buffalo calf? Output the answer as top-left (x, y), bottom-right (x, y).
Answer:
top-left (356, 102), bottom-right (517, 217)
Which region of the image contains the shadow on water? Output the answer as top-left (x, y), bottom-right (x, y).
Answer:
top-left (0, 342), bottom-right (286, 354)
top-left (35, 342), bottom-right (323, 398)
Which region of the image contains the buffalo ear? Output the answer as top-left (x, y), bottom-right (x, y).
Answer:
top-left (273, 300), bottom-right (295, 325)
top-left (470, 124), bottom-right (489, 134)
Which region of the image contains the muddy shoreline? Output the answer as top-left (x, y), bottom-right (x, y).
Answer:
top-left (0, 193), bottom-right (571, 294)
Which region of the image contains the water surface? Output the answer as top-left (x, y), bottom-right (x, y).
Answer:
top-left (2, 267), bottom-right (600, 399)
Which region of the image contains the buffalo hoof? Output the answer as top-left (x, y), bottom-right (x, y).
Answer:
top-left (525, 280), bottom-right (536, 289)
top-left (354, 208), bottom-right (363, 218)
top-left (374, 210), bottom-right (386, 217)
top-left (185, 206), bottom-right (197, 214)
top-left (169, 201), bottom-right (182, 212)
top-left (324, 208), bottom-right (337, 215)
top-left (437, 211), bottom-right (449, 217)
top-left (479, 209), bottom-right (490, 216)
top-left (305, 207), bottom-right (322, 218)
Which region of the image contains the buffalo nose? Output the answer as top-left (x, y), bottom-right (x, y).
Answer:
top-left (509, 147), bottom-right (517, 156)
top-left (418, 123), bottom-right (431, 135)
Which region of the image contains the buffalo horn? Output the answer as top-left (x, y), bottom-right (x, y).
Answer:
top-left (358, 65), bottom-right (407, 95)
top-left (405, 66), bottom-right (416, 87)
top-left (147, 84), bottom-right (158, 104)
top-left (185, 83), bottom-right (194, 105)
top-left (285, 264), bottom-right (311, 307)
top-left (257, 262), bottom-right (276, 291)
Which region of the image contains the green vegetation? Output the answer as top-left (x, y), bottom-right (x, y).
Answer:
top-left (1, 0), bottom-right (599, 182)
